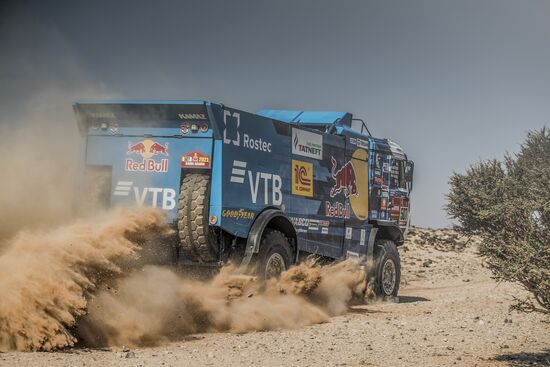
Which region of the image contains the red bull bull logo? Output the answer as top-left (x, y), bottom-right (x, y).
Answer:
top-left (329, 157), bottom-right (358, 198)
top-left (126, 140), bottom-right (169, 173)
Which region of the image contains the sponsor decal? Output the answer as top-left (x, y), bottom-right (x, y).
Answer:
top-left (380, 197), bottom-right (388, 211)
top-left (290, 217), bottom-right (330, 233)
top-left (126, 140), bottom-right (169, 173)
top-left (330, 157), bottom-right (358, 198)
top-left (292, 128), bottom-right (323, 160)
top-left (329, 149), bottom-right (370, 221)
top-left (113, 181), bottom-right (176, 210)
top-left (178, 113), bottom-right (208, 120)
top-left (360, 229), bottom-right (366, 246)
top-left (345, 227), bottom-right (353, 240)
top-left (349, 137), bottom-right (369, 149)
top-left (292, 160), bottom-right (313, 197)
top-left (221, 209), bottom-right (255, 220)
top-left (346, 250), bottom-right (359, 258)
top-left (389, 196), bottom-right (410, 227)
top-left (181, 151), bottom-right (210, 169)
top-left (230, 160), bottom-right (282, 205)
top-left (374, 176), bottom-right (384, 185)
top-left (223, 111), bottom-right (272, 152)
top-left (325, 201), bottom-right (351, 219)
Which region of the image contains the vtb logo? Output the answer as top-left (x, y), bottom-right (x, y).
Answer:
top-left (292, 159), bottom-right (313, 197)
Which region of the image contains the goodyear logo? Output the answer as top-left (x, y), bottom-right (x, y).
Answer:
top-left (221, 208), bottom-right (255, 220)
top-left (292, 159), bottom-right (313, 197)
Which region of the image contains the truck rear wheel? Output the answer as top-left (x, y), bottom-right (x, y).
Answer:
top-left (256, 229), bottom-right (293, 279)
top-left (373, 239), bottom-right (401, 298)
top-left (177, 173), bottom-right (218, 262)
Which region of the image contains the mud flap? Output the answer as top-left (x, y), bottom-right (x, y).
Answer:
top-left (365, 227), bottom-right (378, 280)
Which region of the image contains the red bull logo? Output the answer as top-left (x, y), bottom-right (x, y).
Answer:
top-left (329, 157), bottom-right (358, 198)
top-left (126, 140), bottom-right (169, 173)
top-left (325, 201), bottom-right (351, 219)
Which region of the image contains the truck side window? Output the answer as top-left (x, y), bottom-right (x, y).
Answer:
top-left (390, 161), bottom-right (399, 189)
top-left (390, 160), bottom-right (407, 189)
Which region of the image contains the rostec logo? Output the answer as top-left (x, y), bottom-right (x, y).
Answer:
top-left (329, 157), bottom-right (358, 198)
top-left (292, 159), bottom-right (313, 197)
top-left (113, 181), bottom-right (176, 210)
top-left (126, 139), bottom-right (169, 173)
top-left (292, 128), bottom-right (323, 160)
top-left (223, 110), bottom-right (272, 152)
top-left (223, 110), bottom-right (240, 146)
top-left (230, 160), bottom-right (282, 205)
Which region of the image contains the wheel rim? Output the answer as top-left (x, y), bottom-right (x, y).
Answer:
top-left (381, 258), bottom-right (396, 295)
top-left (265, 253), bottom-right (286, 279)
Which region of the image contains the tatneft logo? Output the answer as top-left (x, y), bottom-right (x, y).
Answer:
top-left (223, 110), bottom-right (272, 152)
top-left (178, 113), bottom-right (207, 120)
top-left (230, 160), bottom-right (282, 205)
top-left (113, 181), bottom-right (176, 210)
top-left (292, 128), bottom-right (323, 159)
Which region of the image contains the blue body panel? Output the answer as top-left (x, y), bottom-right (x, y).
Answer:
top-left (74, 101), bottom-right (411, 261)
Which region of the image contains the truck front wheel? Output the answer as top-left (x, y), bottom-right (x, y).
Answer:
top-left (373, 239), bottom-right (401, 298)
top-left (256, 229), bottom-right (293, 279)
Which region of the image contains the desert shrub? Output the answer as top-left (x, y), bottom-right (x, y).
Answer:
top-left (447, 128), bottom-right (550, 314)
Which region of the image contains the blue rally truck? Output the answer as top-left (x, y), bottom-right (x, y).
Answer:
top-left (74, 101), bottom-right (414, 297)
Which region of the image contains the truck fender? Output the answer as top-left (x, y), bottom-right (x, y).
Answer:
top-left (239, 208), bottom-right (296, 269)
top-left (374, 220), bottom-right (405, 245)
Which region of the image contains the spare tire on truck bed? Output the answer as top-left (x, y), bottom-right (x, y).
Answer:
top-left (177, 173), bottom-right (218, 262)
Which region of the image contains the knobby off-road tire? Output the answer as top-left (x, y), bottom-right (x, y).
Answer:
top-left (373, 239), bottom-right (401, 298)
top-left (256, 229), bottom-right (293, 279)
top-left (177, 173), bottom-right (218, 262)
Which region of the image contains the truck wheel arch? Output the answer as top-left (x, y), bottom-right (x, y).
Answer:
top-left (374, 221), bottom-right (405, 246)
top-left (239, 208), bottom-right (297, 269)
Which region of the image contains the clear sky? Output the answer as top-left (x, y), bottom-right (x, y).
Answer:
top-left (1, 0), bottom-right (549, 228)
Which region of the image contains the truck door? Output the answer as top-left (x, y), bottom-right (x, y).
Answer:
top-left (342, 135), bottom-right (371, 257)
top-left (289, 128), bottom-right (346, 259)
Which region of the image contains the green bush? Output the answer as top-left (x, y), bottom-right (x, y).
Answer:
top-left (447, 128), bottom-right (550, 314)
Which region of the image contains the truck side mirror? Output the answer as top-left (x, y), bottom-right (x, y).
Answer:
top-left (405, 161), bottom-right (414, 191)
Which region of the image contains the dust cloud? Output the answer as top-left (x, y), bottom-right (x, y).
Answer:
top-left (0, 208), bottom-right (170, 352)
top-left (0, 85), bottom-right (117, 242)
top-left (0, 206), bottom-right (367, 352)
top-left (78, 259), bottom-right (366, 348)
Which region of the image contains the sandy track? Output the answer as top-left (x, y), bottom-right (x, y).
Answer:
top-left (1, 228), bottom-right (548, 367)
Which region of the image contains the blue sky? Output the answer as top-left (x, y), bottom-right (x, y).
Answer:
top-left (1, 0), bottom-right (549, 227)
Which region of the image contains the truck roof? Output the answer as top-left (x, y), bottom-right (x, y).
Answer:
top-left (257, 110), bottom-right (352, 126)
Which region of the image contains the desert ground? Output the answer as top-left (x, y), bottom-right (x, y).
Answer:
top-left (1, 228), bottom-right (548, 367)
